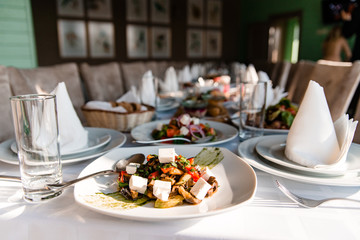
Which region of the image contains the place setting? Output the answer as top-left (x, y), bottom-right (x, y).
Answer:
top-left (238, 81), bottom-right (360, 186)
top-left (0, 83), bottom-right (126, 166)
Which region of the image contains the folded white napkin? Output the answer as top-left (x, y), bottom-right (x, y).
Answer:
top-left (244, 64), bottom-right (259, 83)
top-left (285, 80), bottom-right (358, 168)
top-left (139, 70), bottom-right (156, 107)
top-left (51, 82), bottom-right (88, 154)
top-left (178, 65), bottom-right (192, 83)
top-left (159, 66), bottom-right (178, 92)
top-left (116, 88), bottom-right (141, 103)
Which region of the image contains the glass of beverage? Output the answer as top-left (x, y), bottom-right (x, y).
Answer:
top-left (10, 94), bottom-right (62, 202)
top-left (238, 81), bottom-right (268, 141)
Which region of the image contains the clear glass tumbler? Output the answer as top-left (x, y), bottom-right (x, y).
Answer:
top-left (238, 81), bottom-right (268, 141)
top-left (10, 94), bottom-right (62, 202)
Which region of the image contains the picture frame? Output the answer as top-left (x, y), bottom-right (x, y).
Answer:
top-left (57, 19), bottom-right (87, 58)
top-left (57, 0), bottom-right (84, 17)
top-left (206, 30), bottom-right (222, 57)
top-left (187, 29), bottom-right (204, 58)
top-left (151, 0), bottom-right (170, 24)
top-left (151, 27), bottom-right (171, 58)
top-left (86, 0), bottom-right (113, 19)
top-left (206, 0), bottom-right (222, 27)
top-left (187, 0), bottom-right (204, 26)
top-left (126, 0), bottom-right (148, 22)
top-left (126, 25), bottom-right (149, 58)
top-left (88, 21), bottom-right (115, 58)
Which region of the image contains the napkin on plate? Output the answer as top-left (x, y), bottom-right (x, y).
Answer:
top-left (178, 65), bottom-right (192, 83)
top-left (51, 82), bottom-right (88, 154)
top-left (159, 66), bottom-right (178, 93)
top-left (257, 71), bottom-right (288, 108)
top-left (285, 80), bottom-right (358, 169)
top-left (139, 70), bottom-right (156, 107)
top-left (244, 64), bottom-right (259, 83)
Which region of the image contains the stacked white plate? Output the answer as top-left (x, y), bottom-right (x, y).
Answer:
top-left (0, 127), bottom-right (126, 165)
top-left (238, 135), bottom-right (360, 186)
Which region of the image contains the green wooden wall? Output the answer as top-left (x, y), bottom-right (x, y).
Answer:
top-left (239, 0), bottom-right (355, 62)
top-left (0, 0), bottom-right (37, 68)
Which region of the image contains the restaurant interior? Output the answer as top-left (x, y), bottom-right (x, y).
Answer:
top-left (0, 0), bottom-right (360, 239)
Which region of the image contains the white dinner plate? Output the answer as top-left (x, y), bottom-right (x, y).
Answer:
top-left (74, 146), bottom-right (257, 221)
top-left (230, 113), bottom-right (289, 135)
top-left (156, 98), bottom-right (180, 112)
top-left (238, 136), bottom-right (360, 186)
top-left (131, 119), bottom-right (238, 146)
top-left (0, 127), bottom-right (126, 165)
top-left (255, 135), bottom-right (360, 176)
top-left (10, 131), bottom-right (111, 157)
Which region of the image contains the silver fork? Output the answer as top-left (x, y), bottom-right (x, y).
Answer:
top-left (275, 180), bottom-right (360, 208)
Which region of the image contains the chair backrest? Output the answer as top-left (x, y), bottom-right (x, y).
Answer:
top-left (0, 66), bottom-right (15, 142)
top-left (287, 60), bottom-right (316, 104)
top-left (80, 62), bottom-right (125, 101)
top-left (271, 61), bottom-right (292, 89)
top-left (352, 95), bottom-right (360, 143)
top-left (316, 60), bottom-right (360, 121)
top-left (7, 63), bottom-right (86, 122)
top-left (120, 61), bottom-right (147, 92)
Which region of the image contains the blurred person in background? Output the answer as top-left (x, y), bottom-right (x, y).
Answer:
top-left (322, 25), bottom-right (352, 61)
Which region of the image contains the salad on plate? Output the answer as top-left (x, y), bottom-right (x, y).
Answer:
top-left (117, 148), bottom-right (219, 208)
top-left (151, 113), bottom-right (217, 143)
top-left (265, 98), bottom-right (298, 130)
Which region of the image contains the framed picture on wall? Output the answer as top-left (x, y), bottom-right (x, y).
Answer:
top-left (86, 0), bottom-right (113, 19)
top-left (126, 25), bottom-right (148, 58)
top-left (57, 0), bottom-right (84, 17)
top-left (187, 29), bottom-right (203, 58)
top-left (57, 19), bottom-right (87, 58)
top-left (151, 0), bottom-right (170, 24)
top-left (187, 0), bottom-right (204, 26)
top-left (126, 0), bottom-right (147, 22)
top-left (88, 21), bottom-right (115, 58)
top-left (206, 0), bottom-right (222, 27)
top-left (151, 27), bottom-right (171, 58)
top-left (206, 30), bottom-right (222, 57)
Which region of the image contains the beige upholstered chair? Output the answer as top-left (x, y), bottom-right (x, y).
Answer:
top-left (0, 66), bottom-right (15, 142)
top-left (352, 96), bottom-right (360, 144)
top-left (120, 61), bottom-right (147, 91)
top-left (271, 61), bottom-right (292, 89)
top-left (7, 63), bottom-right (86, 122)
top-left (287, 60), bottom-right (316, 104)
top-left (288, 60), bottom-right (360, 121)
top-left (80, 62), bottom-right (125, 101)
top-left (314, 60), bottom-right (360, 121)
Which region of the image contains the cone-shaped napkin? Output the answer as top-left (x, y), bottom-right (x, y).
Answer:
top-left (244, 64), bottom-right (259, 83)
top-left (139, 70), bottom-right (156, 107)
top-left (160, 66), bottom-right (178, 92)
top-left (51, 82), bottom-right (88, 154)
top-left (285, 80), bottom-right (358, 168)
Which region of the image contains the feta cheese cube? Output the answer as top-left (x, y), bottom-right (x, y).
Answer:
top-left (180, 126), bottom-right (189, 136)
top-left (129, 175), bottom-right (148, 194)
top-left (179, 114), bottom-right (191, 126)
top-left (156, 123), bottom-right (163, 131)
top-left (153, 180), bottom-right (172, 201)
top-left (190, 177), bottom-right (212, 200)
top-left (126, 163), bottom-right (140, 174)
top-left (158, 148), bottom-right (176, 163)
top-left (191, 117), bottom-right (200, 125)
top-left (200, 167), bottom-right (215, 181)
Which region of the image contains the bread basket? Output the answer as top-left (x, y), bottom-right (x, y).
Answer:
top-left (82, 104), bottom-right (155, 132)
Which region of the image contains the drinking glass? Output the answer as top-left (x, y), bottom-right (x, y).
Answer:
top-left (238, 81), bottom-right (267, 140)
top-left (10, 94), bottom-right (62, 202)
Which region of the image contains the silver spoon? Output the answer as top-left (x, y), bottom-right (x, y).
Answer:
top-left (45, 153), bottom-right (145, 191)
top-left (134, 136), bottom-right (214, 144)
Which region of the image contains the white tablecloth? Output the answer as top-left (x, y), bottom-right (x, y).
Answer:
top-left (1, 108), bottom-right (360, 240)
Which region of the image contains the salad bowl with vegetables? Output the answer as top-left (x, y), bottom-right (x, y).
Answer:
top-left (74, 146), bottom-right (257, 221)
top-left (131, 114), bottom-right (238, 146)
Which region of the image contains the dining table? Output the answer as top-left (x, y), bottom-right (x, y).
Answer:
top-left (1, 107), bottom-right (360, 240)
